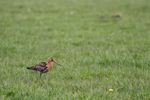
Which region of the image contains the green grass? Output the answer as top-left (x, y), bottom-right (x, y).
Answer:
top-left (0, 0), bottom-right (150, 99)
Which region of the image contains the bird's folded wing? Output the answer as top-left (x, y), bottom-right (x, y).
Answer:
top-left (27, 62), bottom-right (47, 72)
top-left (33, 65), bottom-right (47, 72)
top-left (36, 62), bottom-right (47, 67)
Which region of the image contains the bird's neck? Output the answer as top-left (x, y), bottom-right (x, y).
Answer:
top-left (47, 61), bottom-right (52, 69)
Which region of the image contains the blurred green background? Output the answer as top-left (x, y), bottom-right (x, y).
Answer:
top-left (0, 0), bottom-right (150, 99)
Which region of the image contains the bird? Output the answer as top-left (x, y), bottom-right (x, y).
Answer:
top-left (112, 13), bottom-right (122, 18)
top-left (27, 57), bottom-right (62, 78)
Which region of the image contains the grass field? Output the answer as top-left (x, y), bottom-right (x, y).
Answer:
top-left (0, 0), bottom-right (150, 99)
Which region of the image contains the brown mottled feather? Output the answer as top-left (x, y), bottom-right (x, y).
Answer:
top-left (27, 62), bottom-right (47, 73)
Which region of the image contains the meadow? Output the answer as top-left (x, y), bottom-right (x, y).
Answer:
top-left (0, 0), bottom-right (150, 99)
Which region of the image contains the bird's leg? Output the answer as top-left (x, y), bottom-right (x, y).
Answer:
top-left (40, 72), bottom-right (42, 78)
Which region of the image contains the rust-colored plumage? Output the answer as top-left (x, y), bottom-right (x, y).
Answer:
top-left (27, 57), bottom-right (62, 78)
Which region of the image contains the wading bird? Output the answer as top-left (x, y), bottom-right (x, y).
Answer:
top-left (27, 57), bottom-right (62, 78)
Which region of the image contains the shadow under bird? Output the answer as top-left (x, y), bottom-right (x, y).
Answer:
top-left (27, 57), bottom-right (62, 78)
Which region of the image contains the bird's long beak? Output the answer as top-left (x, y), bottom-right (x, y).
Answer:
top-left (53, 60), bottom-right (62, 66)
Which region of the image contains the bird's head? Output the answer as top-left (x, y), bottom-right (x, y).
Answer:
top-left (48, 57), bottom-right (62, 66)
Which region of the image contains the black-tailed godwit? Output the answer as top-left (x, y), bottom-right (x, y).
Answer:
top-left (27, 57), bottom-right (61, 78)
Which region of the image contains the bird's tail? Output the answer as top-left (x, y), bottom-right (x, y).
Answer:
top-left (27, 67), bottom-right (30, 69)
top-left (27, 66), bottom-right (34, 69)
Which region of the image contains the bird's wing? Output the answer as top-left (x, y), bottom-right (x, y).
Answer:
top-left (32, 65), bottom-right (47, 72)
top-left (37, 62), bottom-right (47, 67)
top-left (27, 62), bottom-right (47, 72)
